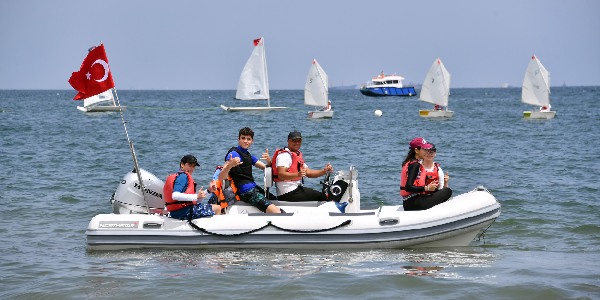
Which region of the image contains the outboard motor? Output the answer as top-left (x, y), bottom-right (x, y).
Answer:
top-left (332, 166), bottom-right (360, 213)
top-left (111, 168), bottom-right (166, 214)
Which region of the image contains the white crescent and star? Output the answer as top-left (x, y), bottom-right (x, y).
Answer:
top-left (85, 59), bottom-right (110, 82)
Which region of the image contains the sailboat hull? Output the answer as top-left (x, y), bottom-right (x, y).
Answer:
top-left (77, 106), bottom-right (125, 113)
top-left (221, 104), bottom-right (286, 112)
top-left (308, 110), bottom-right (334, 119)
top-left (523, 110), bottom-right (556, 119)
top-left (77, 89), bottom-right (123, 113)
top-left (419, 110), bottom-right (454, 118)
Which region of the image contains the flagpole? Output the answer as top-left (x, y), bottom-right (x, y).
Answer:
top-left (112, 87), bottom-right (151, 214)
top-left (71, 42), bottom-right (152, 214)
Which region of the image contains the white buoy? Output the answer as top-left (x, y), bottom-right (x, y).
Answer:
top-left (374, 109), bottom-right (383, 117)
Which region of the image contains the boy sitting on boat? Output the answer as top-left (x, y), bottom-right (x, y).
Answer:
top-left (163, 154), bottom-right (222, 219)
top-left (219, 127), bottom-right (284, 214)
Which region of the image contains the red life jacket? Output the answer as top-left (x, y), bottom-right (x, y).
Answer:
top-left (400, 161), bottom-right (440, 198)
top-left (423, 164), bottom-right (440, 187)
top-left (271, 148), bottom-right (304, 182)
top-left (163, 171), bottom-right (196, 212)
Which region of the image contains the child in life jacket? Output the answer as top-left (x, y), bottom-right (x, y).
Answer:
top-left (163, 155), bottom-right (222, 219)
top-left (219, 127), bottom-right (284, 214)
top-left (400, 138), bottom-right (452, 211)
top-left (206, 165), bottom-right (238, 209)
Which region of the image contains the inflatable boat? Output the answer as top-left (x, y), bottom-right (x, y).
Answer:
top-left (86, 167), bottom-right (501, 250)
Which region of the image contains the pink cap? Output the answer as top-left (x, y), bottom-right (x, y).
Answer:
top-left (409, 137), bottom-right (433, 149)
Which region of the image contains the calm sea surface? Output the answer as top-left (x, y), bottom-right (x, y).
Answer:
top-left (1, 88), bottom-right (599, 299)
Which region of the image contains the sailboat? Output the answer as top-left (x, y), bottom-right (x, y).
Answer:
top-left (305, 59), bottom-right (333, 119)
top-left (418, 58), bottom-right (453, 118)
top-left (221, 37), bottom-right (286, 112)
top-left (76, 88), bottom-right (124, 112)
top-left (522, 55), bottom-right (555, 119)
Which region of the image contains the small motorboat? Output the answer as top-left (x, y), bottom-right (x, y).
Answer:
top-left (359, 72), bottom-right (417, 97)
top-left (86, 166), bottom-right (501, 250)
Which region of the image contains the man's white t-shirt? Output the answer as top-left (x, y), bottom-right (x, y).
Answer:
top-left (275, 151), bottom-right (308, 196)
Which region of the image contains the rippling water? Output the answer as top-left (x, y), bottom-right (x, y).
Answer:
top-left (1, 88), bottom-right (599, 299)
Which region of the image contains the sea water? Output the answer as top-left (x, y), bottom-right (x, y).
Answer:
top-left (0, 87), bottom-right (599, 299)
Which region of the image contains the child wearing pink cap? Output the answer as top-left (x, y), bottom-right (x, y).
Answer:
top-left (400, 138), bottom-right (452, 211)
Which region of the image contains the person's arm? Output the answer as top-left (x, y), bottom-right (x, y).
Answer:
top-left (172, 192), bottom-right (197, 201)
top-left (403, 163), bottom-right (426, 193)
top-left (172, 173), bottom-right (205, 202)
top-left (218, 153), bottom-right (242, 182)
top-left (442, 166), bottom-right (449, 188)
top-left (172, 189), bottom-right (206, 201)
top-left (437, 165), bottom-right (445, 189)
top-left (254, 149), bottom-right (271, 170)
top-left (208, 169), bottom-right (221, 193)
top-left (306, 162), bottom-right (333, 178)
top-left (255, 161), bottom-right (266, 170)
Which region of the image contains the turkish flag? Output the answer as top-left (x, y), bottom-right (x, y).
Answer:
top-left (253, 38), bottom-right (262, 46)
top-left (68, 44), bottom-right (115, 100)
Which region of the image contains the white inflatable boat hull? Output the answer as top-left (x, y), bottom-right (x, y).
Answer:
top-left (86, 168), bottom-right (501, 250)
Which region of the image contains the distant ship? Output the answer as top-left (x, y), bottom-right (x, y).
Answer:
top-left (359, 71), bottom-right (417, 97)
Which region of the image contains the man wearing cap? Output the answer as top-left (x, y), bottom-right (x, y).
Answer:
top-left (271, 130), bottom-right (334, 202)
top-left (163, 154), bottom-right (222, 219)
top-left (400, 137), bottom-right (452, 211)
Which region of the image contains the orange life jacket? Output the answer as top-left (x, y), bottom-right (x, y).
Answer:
top-left (212, 165), bottom-right (240, 208)
top-left (400, 161), bottom-right (440, 198)
top-left (163, 171), bottom-right (196, 211)
top-left (271, 148), bottom-right (304, 182)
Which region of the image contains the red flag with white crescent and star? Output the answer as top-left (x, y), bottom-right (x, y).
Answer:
top-left (68, 44), bottom-right (115, 100)
top-left (253, 38), bottom-right (262, 46)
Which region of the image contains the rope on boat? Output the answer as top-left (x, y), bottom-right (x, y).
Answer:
top-left (269, 220), bottom-right (351, 233)
top-left (186, 220), bottom-right (273, 236)
top-left (186, 219), bottom-right (352, 235)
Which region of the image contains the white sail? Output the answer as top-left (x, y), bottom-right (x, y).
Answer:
top-left (304, 59), bottom-right (329, 107)
top-left (521, 55), bottom-right (551, 107)
top-left (419, 58), bottom-right (451, 107)
top-left (82, 89), bottom-right (115, 108)
top-left (235, 37), bottom-right (269, 101)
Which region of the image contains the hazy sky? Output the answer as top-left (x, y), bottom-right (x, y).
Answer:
top-left (1, 0), bottom-right (598, 90)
